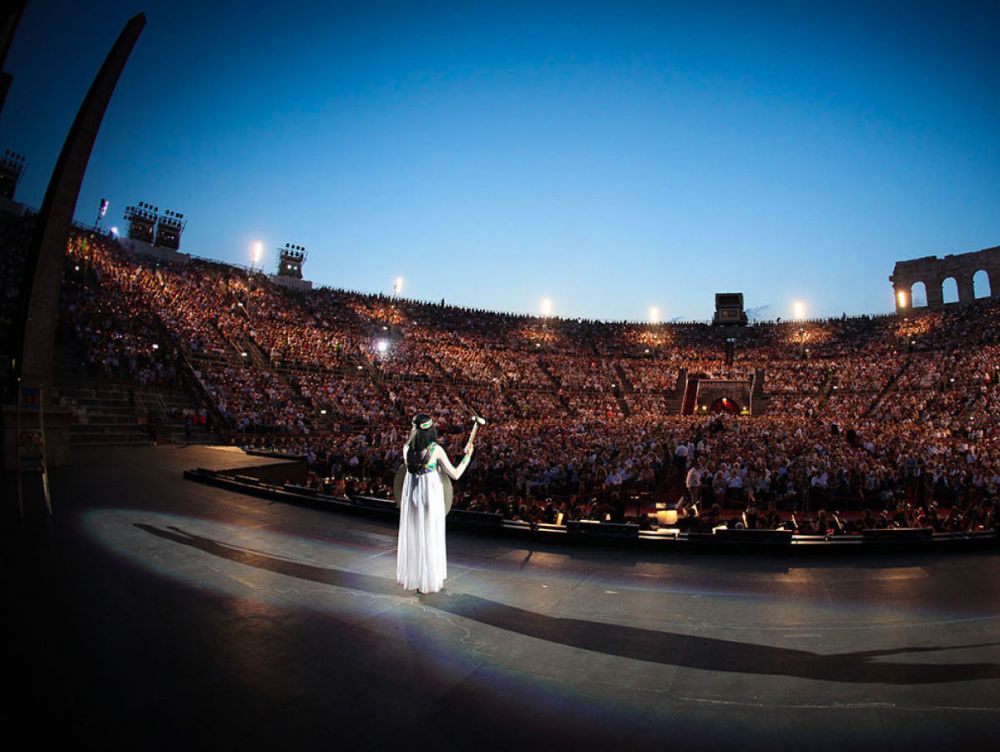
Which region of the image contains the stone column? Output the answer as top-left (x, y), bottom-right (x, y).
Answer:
top-left (925, 277), bottom-right (944, 308)
top-left (957, 274), bottom-right (976, 305)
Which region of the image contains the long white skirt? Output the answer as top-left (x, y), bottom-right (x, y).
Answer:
top-left (396, 470), bottom-right (447, 593)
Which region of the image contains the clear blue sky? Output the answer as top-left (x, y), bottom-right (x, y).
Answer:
top-left (2, 0), bottom-right (998, 321)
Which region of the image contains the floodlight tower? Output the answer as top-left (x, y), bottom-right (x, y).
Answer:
top-left (277, 243), bottom-right (307, 279)
top-left (154, 208), bottom-right (186, 250)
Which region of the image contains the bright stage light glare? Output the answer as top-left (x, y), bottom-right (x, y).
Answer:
top-left (251, 241), bottom-right (264, 266)
top-left (896, 290), bottom-right (908, 307)
top-left (393, 276), bottom-right (404, 295)
top-left (540, 298), bottom-right (552, 317)
top-left (649, 306), bottom-right (660, 324)
top-left (376, 339), bottom-right (389, 354)
top-left (792, 300), bottom-right (806, 320)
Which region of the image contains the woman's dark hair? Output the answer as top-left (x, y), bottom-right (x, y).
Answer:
top-left (406, 413), bottom-right (438, 474)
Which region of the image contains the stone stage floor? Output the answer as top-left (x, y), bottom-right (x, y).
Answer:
top-left (5, 445), bottom-right (1000, 750)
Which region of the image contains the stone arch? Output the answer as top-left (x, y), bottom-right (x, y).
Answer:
top-left (974, 269), bottom-right (991, 299)
top-left (710, 397), bottom-right (740, 414)
top-left (941, 277), bottom-right (959, 304)
top-left (892, 246), bottom-right (1000, 312)
top-left (910, 281), bottom-right (927, 308)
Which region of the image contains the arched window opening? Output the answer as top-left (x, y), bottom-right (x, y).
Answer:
top-left (973, 270), bottom-right (991, 299)
top-left (942, 277), bottom-right (959, 304)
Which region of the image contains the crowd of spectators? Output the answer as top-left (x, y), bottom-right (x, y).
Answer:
top-left (50, 230), bottom-right (1000, 535)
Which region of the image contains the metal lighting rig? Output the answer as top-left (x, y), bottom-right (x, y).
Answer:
top-left (123, 201), bottom-right (157, 243)
top-left (155, 208), bottom-right (186, 250)
top-left (277, 243), bottom-right (307, 279)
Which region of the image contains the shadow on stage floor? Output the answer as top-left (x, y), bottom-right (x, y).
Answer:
top-left (135, 522), bottom-right (1000, 686)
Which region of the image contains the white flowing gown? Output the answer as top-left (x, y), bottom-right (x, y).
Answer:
top-left (396, 442), bottom-right (469, 593)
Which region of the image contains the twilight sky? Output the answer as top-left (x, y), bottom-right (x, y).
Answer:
top-left (2, 0), bottom-right (998, 321)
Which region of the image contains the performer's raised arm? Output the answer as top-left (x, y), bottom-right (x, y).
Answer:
top-left (433, 443), bottom-right (472, 480)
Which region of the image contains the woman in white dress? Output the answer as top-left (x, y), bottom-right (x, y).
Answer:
top-left (396, 413), bottom-right (474, 593)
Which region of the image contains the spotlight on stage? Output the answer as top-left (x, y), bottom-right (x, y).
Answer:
top-left (540, 297), bottom-right (552, 317)
top-left (649, 305), bottom-right (660, 324)
top-left (792, 300), bottom-right (807, 320)
top-left (376, 339), bottom-right (389, 354)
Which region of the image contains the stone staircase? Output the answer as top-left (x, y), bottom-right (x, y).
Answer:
top-left (536, 358), bottom-right (562, 388)
top-left (613, 363), bottom-right (634, 392)
top-left (863, 358), bottom-right (913, 418)
top-left (750, 368), bottom-right (767, 415)
top-left (53, 343), bottom-right (221, 447)
top-left (55, 380), bottom-right (153, 447)
top-left (680, 377), bottom-right (700, 415)
top-left (610, 383), bottom-right (631, 417)
top-left (815, 371), bottom-right (838, 411)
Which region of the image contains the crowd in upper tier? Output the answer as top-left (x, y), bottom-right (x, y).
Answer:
top-left (43, 231), bottom-right (1000, 532)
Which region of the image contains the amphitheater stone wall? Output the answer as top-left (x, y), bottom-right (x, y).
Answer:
top-left (890, 245), bottom-right (1000, 312)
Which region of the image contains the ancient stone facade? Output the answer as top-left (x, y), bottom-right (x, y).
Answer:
top-left (890, 245), bottom-right (1000, 313)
